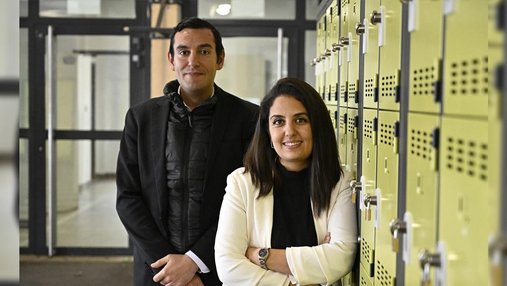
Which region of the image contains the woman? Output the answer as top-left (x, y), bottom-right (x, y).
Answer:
top-left (214, 78), bottom-right (357, 286)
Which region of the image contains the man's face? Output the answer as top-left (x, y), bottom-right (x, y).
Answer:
top-left (168, 28), bottom-right (224, 97)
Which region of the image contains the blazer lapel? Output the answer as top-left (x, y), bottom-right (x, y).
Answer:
top-left (151, 98), bottom-right (170, 234)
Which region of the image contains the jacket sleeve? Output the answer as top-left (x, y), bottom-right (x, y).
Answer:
top-left (116, 108), bottom-right (176, 264)
top-left (215, 170), bottom-right (291, 286)
top-left (285, 172), bottom-right (358, 285)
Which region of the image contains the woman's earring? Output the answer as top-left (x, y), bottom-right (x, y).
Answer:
top-left (270, 141), bottom-right (274, 149)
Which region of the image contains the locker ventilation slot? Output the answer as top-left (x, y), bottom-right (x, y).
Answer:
top-left (348, 114), bottom-right (356, 133)
top-left (360, 275), bottom-right (369, 286)
top-left (340, 84), bottom-right (348, 102)
top-left (360, 239), bottom-right (373, 268)
top-left (444, 137), bottom-right (488, 181)
top-left (380, 123), bottom-right (394, 146)
top-left (409, 129), bottom-right (432, 162)
top-left (380, 74), bottom-right (398, 99)
top-left (449, 56), bottom-right (488, 96)
top-left (412, 66), bottom-right (437, 97)
top-left (375, 260), bottom-right (393, 286)
top-left (365, 78), bottom-right (375, 99)
top-left (364, 119), bottom-right (374, 139)
top-left (349, 82), bottom-right (357, 102)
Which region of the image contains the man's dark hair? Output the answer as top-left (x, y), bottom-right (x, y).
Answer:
top-left (169, 17), bottom-right (224, 60)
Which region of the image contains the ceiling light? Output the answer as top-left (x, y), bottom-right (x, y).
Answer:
top-left (216, 4), bottom-right (231, 16)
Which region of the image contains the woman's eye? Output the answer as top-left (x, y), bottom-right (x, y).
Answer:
top-left (296, 117), bottom-right (308, 124)
top-left (272, 119), bottom-right (283, 126)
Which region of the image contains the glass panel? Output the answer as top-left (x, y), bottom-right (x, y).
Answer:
top-left (19, 139), bottom-right (29, 248)
top-left (20, 0), bottom-right (28, 17)
top-left (306, 0), bottom-right (319, 20)
top-left (20, 28), bottom-right (29, 129)
top-left (198, 0), bottom-right (295, 20)
top-left (305, 30), bottom-right (316, 87)
top-left (51, 35), bottom-right (130, 131)
top-left (55, 140), bottom-right (128, 247)
top-left (39, 0), bottom-right (135, 19)
top-left (215, 37), bottom-right (288, 104)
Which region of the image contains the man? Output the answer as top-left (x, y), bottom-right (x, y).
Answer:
top-left (116, 17), bottom-right (259, 286)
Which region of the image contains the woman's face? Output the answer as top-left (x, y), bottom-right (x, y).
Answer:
top-left (268, 95), bottom-right (313, 171)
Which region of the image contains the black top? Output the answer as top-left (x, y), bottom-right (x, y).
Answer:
top-left (271, 163), bottom-right (318, 248)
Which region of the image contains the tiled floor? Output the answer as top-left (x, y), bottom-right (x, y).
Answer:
top-left (20, 178), bottom-right (129, 248)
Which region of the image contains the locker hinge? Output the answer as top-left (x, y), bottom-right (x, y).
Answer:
top-left (355, 79), bottom-right (360, 103)
top-left (343, 112), bottom-right (348, 134)
top-left (373, 117), bottom-right (378, 145)
top-left (344, 82), bottom-right (349, 102)
top-left (374, 74), bottom-right (379, 102)
top-left (433, 60), bottom-right (443, 103)
top-left (335, 83), bottom-right (339, 101)
top-left (431, 127), bottom-right (440, 171)
top-left (395, 69), bottom-right (401, 103)
top-left (393, 121), bottom-right (400, 154)
top-left (497, 1), bottom-right (505, 30)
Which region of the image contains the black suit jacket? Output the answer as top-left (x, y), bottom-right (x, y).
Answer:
top-left (116, 82), bottom-right (259, 285)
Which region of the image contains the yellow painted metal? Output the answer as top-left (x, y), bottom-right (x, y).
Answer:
top-left (316, 15), bottom-right (327, 97)
top-left (375, 110), bottom-right (399, 286)
top-left (405, 113), bottom-right (440, 285)
top-left (408, 0), bottom-right (443, 114)
top-left (378, 0), bottom-right (402, 111)
top-left (360, 263), bottom-right (374, 286)
top-left (363, 0), bottom-right (381, 109)
top-left (339, 0), bottom-right (350, 108)
top-left (439, 116), bottom-right (488, 285)
top-left (339, 106), bottom-right (348, 170)
top-left (360, 109), bottom-right (378, 276)
top-left (346, 0), bottom-right (361, 108)
top-left (327, 0), bottom-right (339, 106)
top-left (346, 108), bottom-right (359, 179)
top-left (443, 0), bottom-right (487, 118)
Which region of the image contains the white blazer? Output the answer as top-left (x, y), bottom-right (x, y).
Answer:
top-left (215, 167), bottom-right (358, 286)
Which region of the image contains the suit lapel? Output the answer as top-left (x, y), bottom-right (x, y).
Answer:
top-left (151, 97), bottom-right (170, 234)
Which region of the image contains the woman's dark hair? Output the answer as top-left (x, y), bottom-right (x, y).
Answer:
top-left (244, 77), bottom-right (343, 216)
top-left (169, 17), bottom-right (224, 60)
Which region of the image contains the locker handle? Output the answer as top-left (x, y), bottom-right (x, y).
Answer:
top-left (355, 22), bottom-right (365, 35)
top-left (419, 249), bottom-right (442, 286)
top-left (339, 36), bottom-right (350, 46)
top-left (363, 194), bottom-right (377, 221)
top-left (350, 179), bottom-right (362, 204)
top-left (370, 10), bottom-right (382, 25)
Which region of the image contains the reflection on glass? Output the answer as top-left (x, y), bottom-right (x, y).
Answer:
top-left (20, 29), bottom-right (29, 129)
top-left (49, 35), bottom-right (130, 131)
top-left (19, 139), bottom-right (29, 247)
top-left (306, 0), bottom-right (319, 20)
top-left (305, 30), bottom-right (316, 87)
top-left (55, 140), bottom-right (128, 247)
top-left (39, 0), bottom-right (135, 18)
top-left (198, 0), bottom-right (295, 20)
top-left (215, 37), bottom-right (288, 104)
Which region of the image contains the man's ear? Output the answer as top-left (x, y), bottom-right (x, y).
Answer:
top-left (217, 51), bottom-right (225, 70)
top-left (168, 52), bottom-right (175, 71)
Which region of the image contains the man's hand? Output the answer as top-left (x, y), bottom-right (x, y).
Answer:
top-left (186, 275), bottom-right (204, 286)
top-left (151, 254), bottom-right (198, 286)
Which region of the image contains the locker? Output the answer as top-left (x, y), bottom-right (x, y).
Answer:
top-left (407, 0), bottom-right (443, 114)
top-left (360, 263), bottom-right (374, 286)
top-left (316, 15), bottom-right (327, 98)
top-left (327, 0), bottom-right (340, 105)
top-left (378, 0), bottom-right (402, 111)
top-left (374, 110), bottom-right (399, 286)
top-left (346, 0), bottom-right (361, 108)
top-left (404, 113), bottom-right (440, 286)
top-left (437, 117), bottom-right (489, 285)
top-left (346, 108), bottom-right (359, 179)
top-left (443, 0), bottom-right (488, 118)
top-left (360, 109), bottom-right (379, 277)
top-left (339, 107), bottom-right (348, 170)
top-left (362, 0), bottom-right (381, 109)
top-left (341, 270), bottom-right (356, 286)
top-left (339, 0), bottom-right (350, 107)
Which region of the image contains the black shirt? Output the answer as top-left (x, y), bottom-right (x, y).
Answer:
top-left (271, 163), bottom-right (318, 248)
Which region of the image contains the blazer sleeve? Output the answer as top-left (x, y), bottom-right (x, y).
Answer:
top-left (285, 172), bottom-right (358, 285)
top-left (215, 170), bottom-right (291, 286)
top-left (116, 108), bottom-right (176, 263)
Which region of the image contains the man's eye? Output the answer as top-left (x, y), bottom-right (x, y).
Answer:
top-left (200, 49), bottom-right (211, 55)
top-left (178, 50), bottom-right (190, 56)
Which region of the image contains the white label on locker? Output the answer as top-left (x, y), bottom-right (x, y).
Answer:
top-left (444, 0), bottom-right (455, 15)
top-left (339, 47), bottom-right (343, 66)
top-left (408, 0), bottom-right (417, 32)
top-left (362, 18), bottom-right (368, 54)
top-left (347, 32), bottom-right (352, 62)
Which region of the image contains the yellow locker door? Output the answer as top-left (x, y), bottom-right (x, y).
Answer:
top-left (374, 110), bottom-right (399, 286)
top-left (360, 262), bottom-right (374, 286)
top-left (407, 0), bottom-right (443, 114)
top-left (346, 108), bottom-right (359, 180)
top-left (438, 117), bottom-right (489, 285)
top-left (362, 0), bottom-right (381, 109)
top-left (326, 1), bottom-right (339, 106)
top-left (339, 107), bottom-right (348, 170)
top-left (378, 0), bottom-right (402, 111)
top-left (404, 113), bottom-right (440, 285)
top-left (360, 109), bottom-right (379, 278)
top-left (443, 0), bottom-right (487, 118)
top-left (316, 16), bottom-right (326, 98)
top-left (346, 0), bottom-right (361, 108)
top-left (339, 0), bottom-right (350, 108)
